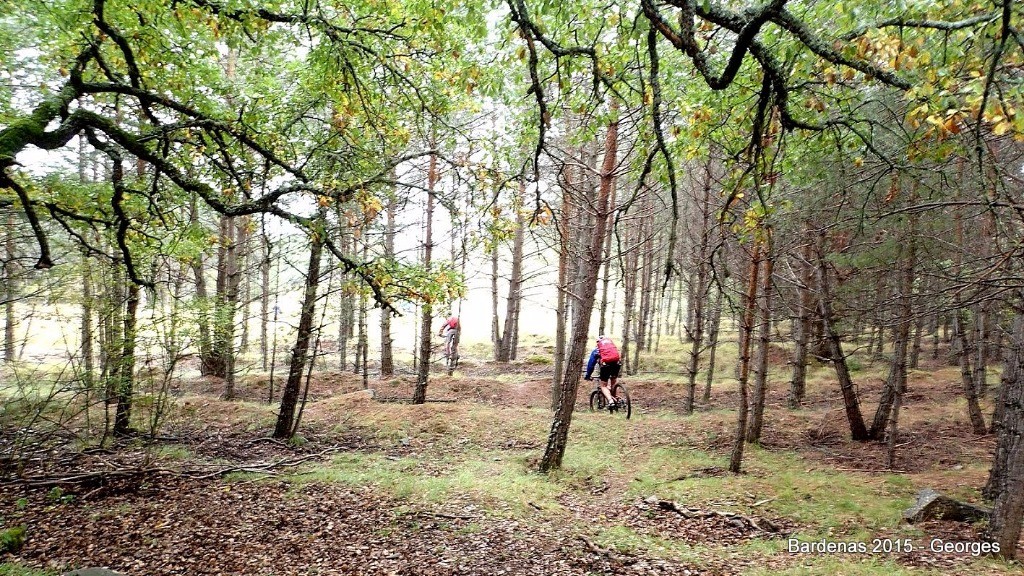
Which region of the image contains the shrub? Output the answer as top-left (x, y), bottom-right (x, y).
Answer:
top-left (0, 526), bottom-right (26, 553)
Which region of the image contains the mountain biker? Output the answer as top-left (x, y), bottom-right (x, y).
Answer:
top-left (584, 335), bottom-right (621, 407)
top-left (439, 315), bottom-right (460, 359)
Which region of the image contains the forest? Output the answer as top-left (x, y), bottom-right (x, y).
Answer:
top-left (1, 0), bottom-right (1024, 574)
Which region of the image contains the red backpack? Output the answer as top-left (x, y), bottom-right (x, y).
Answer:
top-left (596, 337), bottom-right (620, 363)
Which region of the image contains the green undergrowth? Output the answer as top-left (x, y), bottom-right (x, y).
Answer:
top-left (0, 564), bottom-right (57, 576)
top-left (278, 450), bottom-right (563, 515)
top-left (629, 445), bottom-right (913, 540)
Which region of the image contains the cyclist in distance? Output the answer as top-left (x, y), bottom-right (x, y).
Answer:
top-left (439, 314), bottom-right (460, 359)
top-left (584, 335), bottom-right (621, 407)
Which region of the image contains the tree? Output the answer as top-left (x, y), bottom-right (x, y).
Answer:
top-left (412, 152), bottom-right (438, 405)
top-left (985, 306), bottom-right (1024, 558)
top-left (273, 214), bottom-right (326, 439)
top-left (539, 101), bottom-right (618, 472)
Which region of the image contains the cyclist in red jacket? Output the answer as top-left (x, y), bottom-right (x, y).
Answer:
top-left (584, 335), bottom-right (622, 407)
top-left (439, 315), bottom-right (460, 359)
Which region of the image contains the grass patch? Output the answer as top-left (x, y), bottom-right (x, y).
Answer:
top-left (151, 444), bottom-right (192, 460)
top-left (285, 451), bottom-right (563, 514)
top-left (0, 564), bottom-right (58, 576)
top-left (626, 446), bottom-right (912, 540)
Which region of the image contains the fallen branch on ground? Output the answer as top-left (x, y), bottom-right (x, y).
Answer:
top-left (578, 535), bottom-right (635, 565)
top-left (656, 499), bottom-right (781, 534)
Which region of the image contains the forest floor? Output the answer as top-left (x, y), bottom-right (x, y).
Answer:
top-left (0, 338), bottom-right (1022, 575)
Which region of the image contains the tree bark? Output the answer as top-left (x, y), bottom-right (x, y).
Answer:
top-left (222, 216), bottom-right (241, 399)
top-left (909, 314), bottom-right (924, 369)
top-left (635, 210), bottom-right (656, 365)
top-left (747, 234), bottom-right (774, 444)
top-left (729, 242), bottom-right (761, 473)
top-left (789, 238), bottom-right (814, 408)
top-left (884, 219), bottom-right (916, 467)
top-left (380, 194), bottom-right (396, 377)
top-left (491, 233), bottom-right (501, 360)
top-left (702, 287), bottom-right (722, 404)
top-left (552, 157), bottom-right (574, 409)
top-left (4, 213), bottom-right (17, 363)
top-left (815, 241), bottom-right (869, 441)
top-left (619, 215), bottom-right (638, 374)
top-left (984, 310), bottom-right (1024, 559)
top-left (113, 282), bottom-right (139, 437)
top-left (81, 255), bottom-right (95, 387)
top-left (686, 170), bottom-right (715, 412)
top-left (954, 312), bottom-right (988, 435)
top-left (273, 220), bottom-right (324, 438)
top-left (412, 152), bottom-right (437, 405)
top-left (539, 105), bottom-right (617, 472)
top-left (873, 222), bottom-right (916, 441)
top-left (260, 233), bottom-right (271, 371)
top-left (973, 305), bottom-right (989, 397)
top-left (497, 180), bottom-right (526, 362)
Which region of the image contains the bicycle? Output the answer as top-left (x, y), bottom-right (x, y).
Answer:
top-left (444, 332), bottom-right (460, 375)
top-left (589, 382), bottom-right (631, 419)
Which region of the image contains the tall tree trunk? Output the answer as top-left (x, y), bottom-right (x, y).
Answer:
top-left (81, 256), bottom-right (95, 387)
top-left (412, 153), bottom-right (437, 405)
top-left (552, 163), bottom-right (574, 409)
top-left (260, 233), bottom-right (271, 371)
top-left (103, 264), bottom-right (126, 407)
top-left (491, 238), bottom-right (501, 360)
top-left (729, 242), bottom-right (761, 473)
top-left (540, 105), bottom-right (617, 472)
top-left (358, 239), bottom-right (369, 386)
top-left (273, 221), bottom-right (324, 438)
top-left (222, 216), bottom-right (241, 399)
top-left (789, 238), bottom-right (814, 408)
top-left (619, 218), bottom-right (638, 374)
top-left (202, 216), bottom-right (232, 379)
top-left (113, 282), bottom-right (139, 437)
top-left (872, 222), bottom-right (916, 441)
top-left (4, 213), bottom-right (17, 363)
top-left (973, 305), bottom-right (989, 397)
top-left (634, 212), bottom-right (656, 366)
top-left (77, 139), bottom-right (95, 383)
top-left (380, 195), bottom-right (396, 377)
top-left (497, 180), bottom-right (526, 362)
top-left (986, 315), bottom-right (1020, 496)
top-left (883, 218), bottom-right (916, 467)
top-left (816, 240), bottom-right (869, 441)
top-left (747, 235), bottom-right (775, 444)
top-left (684, 275), bottom-right (705, 414)
top-left (686, 172), bottom-right (715, 411)
top-left (238, 217), bottom-right (252, 354)
top-left (703, 287), bottom-right (722, 404)
top-left (954, 312), bottom-right (989, 434)
top-left (984, 310), bottom-right (1024, 559)
top-left (597, 179), bottom-right (617, 336)
top-left (685, 267), bottom-right (696, 342)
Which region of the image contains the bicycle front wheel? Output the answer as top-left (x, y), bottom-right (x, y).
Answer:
top-left (612, 383), bottom-right (631, 419)
top-left (589, 389), bottom-right (606, 412)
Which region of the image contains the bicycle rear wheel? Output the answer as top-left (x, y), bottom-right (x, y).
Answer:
top-left (611, 383), bottom-right (631, 419)
top-left (589, 389), bottom-right (606, 411)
